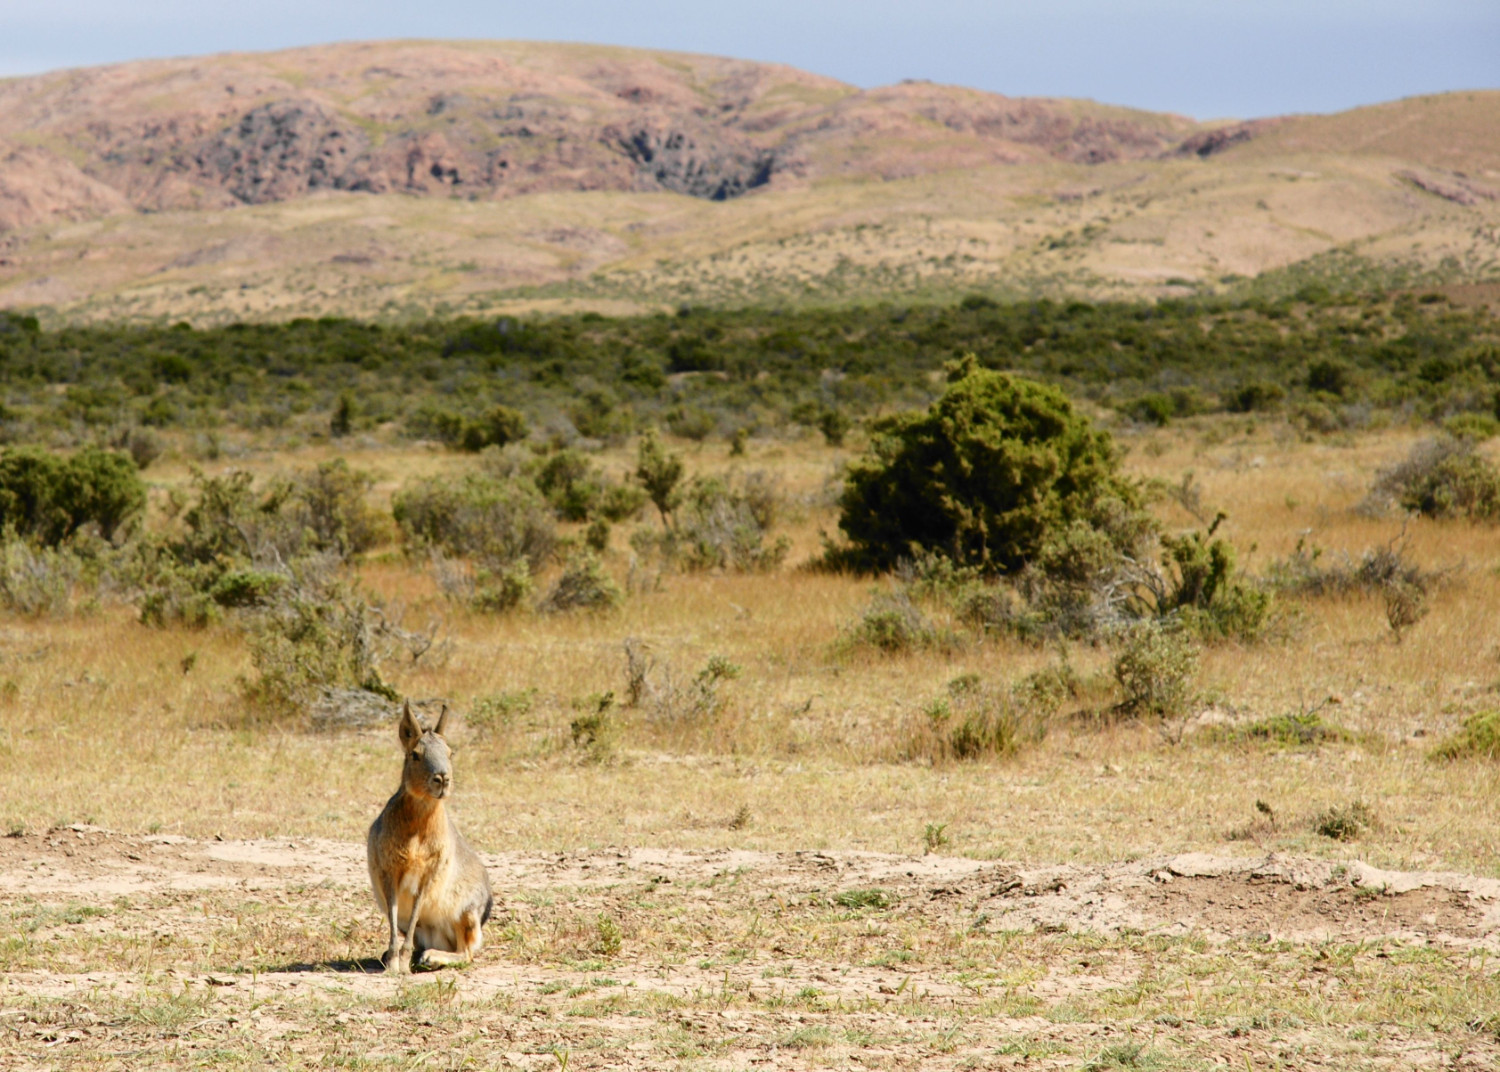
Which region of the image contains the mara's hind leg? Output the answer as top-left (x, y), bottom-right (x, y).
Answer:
top-left (416, 907), bottom-right (485, 971)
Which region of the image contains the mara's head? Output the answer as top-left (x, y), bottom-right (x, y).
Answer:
top-left (397, 702), bottom-right (453, 801)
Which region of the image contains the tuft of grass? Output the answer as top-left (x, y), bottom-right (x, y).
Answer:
top-left (1210, 711), bottom-right (1348, 747)
top-left (833, 888), bottom-right (894, 911)
top-left (1429, 710), bottom-right (1500, 761)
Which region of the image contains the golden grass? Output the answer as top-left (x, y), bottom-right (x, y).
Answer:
top-left (1, 421), bottom-right (1499, 879)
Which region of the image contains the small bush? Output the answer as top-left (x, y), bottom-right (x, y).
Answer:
top-left (538, 552), bottom-right (621, 613)
top-left (1383, 579), bottom-right (1428, 642)
top-left (1313, 801), bottom-right (1375, 842)
top-left (393, 472), bottom-right (556, 572)
top-left (293, 459), bottom-right (387, 558)
top-left (1443, 413), bottom-right (1500, 442)
top-left (244, 571), bottom-right (393, 717)
top-left (0, 534), bottom-right (80, 616)
top-left (907, 671), bottom-right (1053, 762)
top-left (118, 427), bottom-right (164, 469)
top-left (469, 688), bottom-right (537, 737)
top-left (1367, 437), bottom-right (1500, 520)
top-left (1429, 710), bottom-right (1500, 761)
top-left (652, 473), bottom-right (789, 572)
top-left (1267, 533), bottom-right (1435, 598)
top-left (409, 404), bottom-right (529, 452)
top-left (629, 651), bottom-right (740, 725)
top-left (570, 692), bottom-right (617, 762)
top-left (1226, 381), bottom-right (1285, 413)
top-left (1112, 623), bottom-right (1199, 718)
top-left (845, 590), bottom-right (946, 653)
top-left (1146, 524), bottom-right (1275, 643)
top-left (534, 449), bottom-right (645, 523)
top-left (635, 429), bottom-right (684, 525)
top-left (833, 888), bottom-right (893, 910)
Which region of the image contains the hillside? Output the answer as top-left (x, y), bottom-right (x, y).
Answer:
top-left (0, 41), bottom-right (1495, 322)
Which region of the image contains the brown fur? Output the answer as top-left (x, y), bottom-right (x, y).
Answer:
top-left (367, 702), bottom-right (493, 973)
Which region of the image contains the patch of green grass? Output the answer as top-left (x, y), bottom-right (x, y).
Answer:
top-left (1210, 711), bottom-right (1348, 747)
top-left (833, 888), bottom-right (894, 911)
top-left (1430, 710), bottom-right (1500, 761)
top-left (781, 1025), bottom-right (833, 1048)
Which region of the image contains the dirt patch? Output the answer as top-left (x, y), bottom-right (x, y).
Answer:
top-left (3, 832), bottom-right (1499, 1069)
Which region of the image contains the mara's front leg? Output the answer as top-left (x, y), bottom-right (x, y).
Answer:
top-left (380, 881), bottom-right (407, 974)
top-left (416, 906), bottom-right (485, 971)
top-left (390, 882), bottom-right (430, 974)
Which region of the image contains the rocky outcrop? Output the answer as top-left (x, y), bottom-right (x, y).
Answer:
top-left (613, 126), bottom-right (777, 200)
top-left (1174, 120), bottom-right (1275, 158)
top-left (1395, 169), bottom-right (1497, 206)
top-left (200, 100), bottom-right (370, 203)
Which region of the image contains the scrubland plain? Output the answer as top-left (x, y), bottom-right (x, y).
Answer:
top-left (3, 418), bottom-right (1500, 1069)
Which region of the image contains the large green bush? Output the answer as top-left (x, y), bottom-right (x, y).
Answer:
top-left (836, 359), bottom-right (1138, 573)
top-left (0, 446), bottom-right (145, 545)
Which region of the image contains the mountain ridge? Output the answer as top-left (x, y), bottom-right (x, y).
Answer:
top-left (0, 40), bottom-right (1495, 321)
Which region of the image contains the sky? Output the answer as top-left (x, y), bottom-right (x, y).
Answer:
top-left (0, 0), bottom-right (1495, 120)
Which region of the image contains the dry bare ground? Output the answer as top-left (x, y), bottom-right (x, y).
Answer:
top-left (3, 830), bottom-right (1499, 1070)
top-left (4, 425), bottom-right (1500, 1067)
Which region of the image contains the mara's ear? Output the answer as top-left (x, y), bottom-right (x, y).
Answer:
top-left (434, 704), bottom-right (450, 738)
top-left (398, 701), bottom-right (422, 748)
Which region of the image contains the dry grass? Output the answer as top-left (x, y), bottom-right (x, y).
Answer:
top-left (1, 422), bottom-right (1499, 872)
top-left (5, 135), bottom-right (1498, 324)
top-left (5, 418), bottom-right (1500, 1067)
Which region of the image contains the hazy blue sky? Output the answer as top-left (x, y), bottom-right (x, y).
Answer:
top-left (1, 0), bottom-right (1495, 119)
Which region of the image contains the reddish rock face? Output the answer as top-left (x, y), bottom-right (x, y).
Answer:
top-left (0, 40), bottom-right (1202, 230)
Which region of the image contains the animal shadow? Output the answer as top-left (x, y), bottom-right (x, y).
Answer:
top-left (270, 956), bottom-right (386, 974)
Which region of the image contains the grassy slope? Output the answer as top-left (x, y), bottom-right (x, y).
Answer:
top-left (0, 58), bottom-right (1495, 323)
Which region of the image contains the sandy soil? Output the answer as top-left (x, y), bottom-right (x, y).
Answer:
top-left (3, 830), bottom-right (1499, 1069)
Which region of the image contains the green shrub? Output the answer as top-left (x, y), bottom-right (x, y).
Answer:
top-left (209, 569), bottom-right (288, 608)
top-left (1442, 413), bottom-right (1500, 442)
top-left (293, 459), bottom-right (387, 557)
top-left (244, 573), bottom-right (391, 716)
top-left (1429, 710), bottom-right (1500, 761)
top-left (1210, 710), bottom-right (1347, 747)
top-left (473, 561), bottom-right (534, 613)
top-left (908, 672), bottom-right (1052, 762)
top-left (537, 552), bottom-right (621, 613)
top-left (1227, 381), bottom-right (1285, 413)
top-left (635, 430), bottom-right (684, 526)
top-left (1154, 526), bottom-right (1275, 642)
top-left (652, 473), bottom-right (789, 572)
top-left (1312, 801), bottom-right (1374, 841)
top-left (817, 408), bottom-right (851, 447)
top-left (0, 446), bottom-right (146, 546)
top-left (407, 403), bottom-right (528, 452)
top-left (0, 534), bottom-right (80, 616)
top-left (1125, 394), bottom-right (1174, 426)
top-left (845, 590), bottom-right (948, 653)
top-left (1112, 623), bottom-right (1199, 718)
top-left (833, 888), bottom-right (893, 910)
top-left (393, 472), bottom-right (556, 571)
top-left (1369, 437), bottom-right (1500, 520)
top-left (836, 357), bottom-right (1138, 574)
top-left (534, 449), bottom-right (646, 523)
